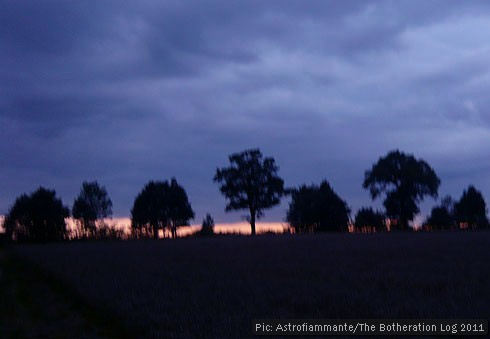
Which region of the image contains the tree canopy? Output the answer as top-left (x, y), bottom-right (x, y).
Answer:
top-left (354, 208), bottom-right (385, 233)
top-left (214, 148), bottom-right (285, 235)
top-left (454, 185), bottom-right (489, 230)
top-left (131, 179), bottom-right (195, 239)
top-left (72, 181), bottom-right (113, 238)
top-left (4, 187), bottom-right (69, 242)
top-left (363, 150), bottom-right (440, 230)
top-left (286, 180), bottom-right (350, 233)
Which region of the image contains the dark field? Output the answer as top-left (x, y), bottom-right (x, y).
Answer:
top-left (7, 232), bottom-right (490, 338)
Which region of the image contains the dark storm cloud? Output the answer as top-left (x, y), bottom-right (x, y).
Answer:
top-left (0, 2), bottom-right (94, 55)
top-left (2, 0), bottom-right (490, 224)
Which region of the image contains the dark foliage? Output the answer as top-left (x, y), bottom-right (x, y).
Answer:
top-left (426, 207), bottom-right (453, 231)
top-left (131, 178), bottom-right (195, 239)
top-left (199, 213), bottom-right (215, 236)
top-left (286, 180), bottom-right (350, 232)
top-left (72, 181), bottom-right (113, 238)
top-left (93, 223), bottom-right (125, 240)
top-left (214, 148), bottom-right (285, 235)
top-left (354, 207), bottom-right (385, 232)
top-left (3, 187), bottom-right (69, 242)
top-left (454, 185), bottom-right (489, 230)
top-left (424, 196), bottom-right (455, 231)
top-left (363, 150), bottom-right (440, 230)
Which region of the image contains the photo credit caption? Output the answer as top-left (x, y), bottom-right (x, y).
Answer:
top-left (253, 319), bottom-right (488, 336)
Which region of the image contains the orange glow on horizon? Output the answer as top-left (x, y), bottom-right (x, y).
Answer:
top-left (0, 216), bottom-right (289, 237)
top-left (212, 222), bottom-right (290, 235)
top-left (65, 217), bottom-right (289, 237)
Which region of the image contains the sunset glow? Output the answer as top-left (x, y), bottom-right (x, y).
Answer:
top-left (0, 214), bottom-right (289, 237)
top-left (64, 217), bottom-right (289, 238)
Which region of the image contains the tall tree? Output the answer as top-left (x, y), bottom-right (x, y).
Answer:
top-left (4, 187), bottom-right (69, 242)
top-left (214, 149), bottom-right (285, 235)
top-left (454, 185), bottom-right (489, 230)
top-left (363, 150), bottom-right (440, 231)
top-left (131, 181), bottom-right (164, 239)
top-left (131, 179), bottom-right (194, 239)
top-left (167, 178), bottom-right (195, 238)
top-left (72, 181), bottom-right (113, 238)
top-left (354, 208), bottom-right (385, 233)
top-left (286, 181), bottom-right (350, 233)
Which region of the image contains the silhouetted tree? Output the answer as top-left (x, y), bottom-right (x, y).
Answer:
top-left (424, 196), bottom-right (455, 231)
top-left (354, 208), bottom-right (385, 233)
top-left (440, 195), bottom-right (455, 213)
top-left (363, 150), bottom-right (440, 231)
top-left (131, 179), bottom-right (194, 239)
top-left (72, 181), bottom-right (113, 238)
top-left (425, 207), bottom-right (453, 231)
top-left (4, 187), bottom-right (69, 242)
top-left (167, 178), bottom-right (195, 238)
top-left (199, 213), bottom-right (215, 236)
top-left (454, 185), bottom-right (489, 230)
top-left (286, 181), bottom-right (350, 233)
top-left (214, 149), bottom-right (285, 235)
top-left (131, 182), bottom-right (163, 239)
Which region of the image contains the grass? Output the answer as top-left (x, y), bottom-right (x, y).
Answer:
top-left (7, 231), bottom-right (490, 338)
top-left (0, 244), bottom-right (139, 339)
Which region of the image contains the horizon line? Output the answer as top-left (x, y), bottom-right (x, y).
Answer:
top-left (0, 216), bottom-right (289, 235)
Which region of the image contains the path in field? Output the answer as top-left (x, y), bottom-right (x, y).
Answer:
top-left (13, 232), bottom-right (490, 338)
top-left (0, 247), bottom-right (132, 339)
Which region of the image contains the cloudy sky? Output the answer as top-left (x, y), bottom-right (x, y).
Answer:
top-left (2, 0), bottom-right (490, 224)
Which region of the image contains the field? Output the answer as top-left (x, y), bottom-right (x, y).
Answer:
top-left (3, 232), bottom-right (490, 338)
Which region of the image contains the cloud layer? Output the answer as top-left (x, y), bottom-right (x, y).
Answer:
top-left (2, 1), bottom-right (490, 223)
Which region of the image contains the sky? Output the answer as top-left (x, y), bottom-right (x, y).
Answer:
top-left (2, 0), bottom-right (490, 225)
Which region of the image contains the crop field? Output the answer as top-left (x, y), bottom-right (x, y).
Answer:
top-left (6, 232), bottom-right (490, 338)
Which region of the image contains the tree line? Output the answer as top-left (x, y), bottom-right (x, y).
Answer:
top-left (2, 148), bottom-right (489, 242)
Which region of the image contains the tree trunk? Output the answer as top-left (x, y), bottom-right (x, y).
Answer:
top-left (250, 207), bottom-right (256, 235)
top-left (152, 223), bottom-right (158, 239)
top-left (171, 223), bottom-right (177, 239)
